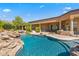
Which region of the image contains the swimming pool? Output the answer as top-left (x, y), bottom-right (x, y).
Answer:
top-left (16, 34), bottom-right (70, 56)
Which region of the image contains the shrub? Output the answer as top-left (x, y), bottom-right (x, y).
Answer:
top-left (3, 23), bottom-right (14, 30)
top-left (35, 27), bottom-right (41, 32)
top-left (26, 23), bottom-right (32, 32)
top-left (26, 26), bottom-right (32, 32)
top-left (51, 25), bottom-right (58, 32)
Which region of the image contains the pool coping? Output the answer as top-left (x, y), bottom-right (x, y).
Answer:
top-left (31, 32), bottom-right (79, 41)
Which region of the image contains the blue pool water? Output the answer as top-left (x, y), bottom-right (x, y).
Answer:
top-left (16, 34), bottom-right (70, 56)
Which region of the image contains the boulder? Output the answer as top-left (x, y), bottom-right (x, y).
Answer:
top-left (70, 45), bottom-right (79, 56)
top-left (1, 35), bottom-right (10, 40)
top-left (0, 31), bottom-right (24, 56)
top-left (8, 33), bottom-right (20, 38)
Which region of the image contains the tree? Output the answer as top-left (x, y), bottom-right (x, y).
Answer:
top-left (13, 16), bottom-right (23, 25)
top-left (12, 16), bottom-right (24, 30)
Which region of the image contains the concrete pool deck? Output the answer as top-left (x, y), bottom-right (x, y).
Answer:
top-left (31, 32), bottom-right (79, 40)
top-left (46, 34), bottom-right (79, 40)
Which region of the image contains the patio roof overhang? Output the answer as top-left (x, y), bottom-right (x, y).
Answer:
top-left (29, 9), bottom-right (79, 25)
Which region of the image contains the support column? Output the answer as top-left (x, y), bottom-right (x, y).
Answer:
top-left (70, 19), bottom-right (74, 35)
top-left (59, 21), bottom-right (61, 30)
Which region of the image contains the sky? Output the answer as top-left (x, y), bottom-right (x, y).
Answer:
top-left (0, 3), bottom-right (79, 22)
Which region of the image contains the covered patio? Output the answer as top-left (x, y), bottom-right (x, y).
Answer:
top-left (30, 9), bottom-right (79, 35)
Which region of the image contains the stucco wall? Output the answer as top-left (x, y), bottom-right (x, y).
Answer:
top-left (70, 14), bottom-right (79, 34)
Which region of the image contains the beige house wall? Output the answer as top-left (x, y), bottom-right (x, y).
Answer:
top-left (70, 14), bottom-right (79, 34)
top-left (31, 13), bottom-right (79, 35)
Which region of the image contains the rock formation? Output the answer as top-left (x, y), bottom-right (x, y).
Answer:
top-left (0, 31), bottom-right (24, 56)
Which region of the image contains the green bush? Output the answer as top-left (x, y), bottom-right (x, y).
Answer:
top-left (26, 26), bottom-right (32, 32)
top-left (25, 23), bottom-right (32, 32)
top-left (35, 27), bottom-right (41, 32)
top-left (3, 23), bottom-right (15, 30)
top-left (51, 25), bottom-right (58, 32)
